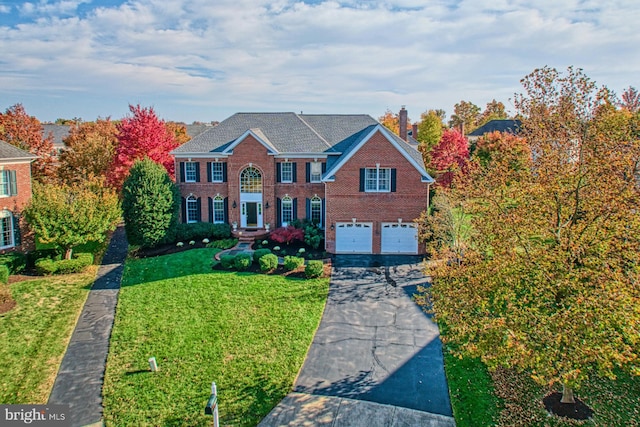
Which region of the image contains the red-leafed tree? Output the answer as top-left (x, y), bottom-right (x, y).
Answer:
top-left (0, 104), bottom-right (55, 182)
top-left (430, 128), bottom-right (470, 187)
top-left (107, 105), bottom-right (180, 190)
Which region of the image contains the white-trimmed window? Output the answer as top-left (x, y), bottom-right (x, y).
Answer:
top-left (0, 210), bottom-right (14, 248)
top-left (213, 196), bottom-right (225, 223)
top-left (310, 162), bottom-right (322, 183)
top-left (281, 196), bottom-right (293, 226)
top-left (211, 162), bottom-right (224, 182)
top-left (310, 196), bottom-right (322, 225)
top-left (186, 196), bottom-right (199, 223)
top-left (0, 170), bottom-right (16, 197)
top-left (281, 162), bottom-right (293, 183)
top-left (365, 167), bottom-right (391, 192)
top-left (185, 162), bottom-right (197, 182)
top-left (240, 167), bottom-right (262, 193)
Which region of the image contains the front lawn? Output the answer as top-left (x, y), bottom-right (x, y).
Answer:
top-left (0, 268), bottom-right (96, 403)
top-left (103, 248), bottom-right (330, 427)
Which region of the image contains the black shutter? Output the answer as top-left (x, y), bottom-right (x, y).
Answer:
top-left (306, 198), bottom-right (311, 220)
top-left (391, 168), bottom-right (397, 192)
top-left (12, 213), bottom-right (20, 246)
top-left (195, 163), bottom-right (201, 182)
top-left (322, 162), bottom-right (327, 174)
top-left (305, 163), bottom-right (311, 183)
top-left (276, 163), bottom-right (281, 183)
top-left (181, 197), bottom-right (187, 223)
top-left (293, 198), bottom-right (298, 220)
top-left (222, 163), bottom-right (228, 182)
top-left (9, 170), bottom-right (17, 196)
top-left (207, 162), bottom-right (212, 182)
top-left (292, 163), bottom-right (297, 182)
top-left (276, 198), bottom-right (282, 227)
top-left (180, 162), bottom-right (185, 182)
top-left (322, 198), bottom-right (326, 228)
top-left (196, 198), bottom-right (202, 221)
top-left (223, 197), bottom-right (229, 222)
top-left (208, 197), bottom-right (213, 222)
top-left (359, 168), bottom-right (365, 192)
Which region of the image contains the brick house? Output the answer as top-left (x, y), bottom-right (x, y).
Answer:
top-left (0, 140), bottom-right (37, 253)
top-left (171, 110), bottom-right (434, 254)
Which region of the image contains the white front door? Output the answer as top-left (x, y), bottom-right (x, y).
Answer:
top-left (241, 201), bottom-right (263, 228)
top-left (335, 222), bottom-right (373, 253)
top-left (381, 222), bottom-right (418, 254)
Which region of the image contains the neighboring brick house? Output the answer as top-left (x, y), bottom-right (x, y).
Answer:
top-left (171, 112), bottom-right (434, 254)
top-left (0, 140), bottom-right (37, 253)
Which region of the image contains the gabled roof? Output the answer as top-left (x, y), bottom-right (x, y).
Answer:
top-left (172, 112), bottom-right (381, 155)
top-left (42, 124), bottom-right (70, 149)
top-left (467, 119), bottom-right (521, 137)
top-left (0, 140), bottom-right (37, 161)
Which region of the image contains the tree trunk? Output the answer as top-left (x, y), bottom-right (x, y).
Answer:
top-left (65, 247), bottom-right (73, 260)
top-left (561, 383), bottom-right (575, 404)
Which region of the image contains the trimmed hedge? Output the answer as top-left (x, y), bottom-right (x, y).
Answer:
top-left (305, 260), bottom-right (324, 278)
top-left (35, 253), bottom-right (94, 276)
top-left (259, 254), bottom-right (278, 272)
top-left (0, 252), bottom-right (26, 274)
top-left (170, 223), bottom-right (232, 243)
top-left (284, 256), bottom-right (304, 271)
top-left (220, 254), bottom-right (236, 269)
top-left (253, 249), bottom-right (272, 263)
top-left (207, 238), bottom-right (238, 250)
top-left (0, 265), bottom-right (9, 284)
top-left (233, 253), bottom-right (252, 271)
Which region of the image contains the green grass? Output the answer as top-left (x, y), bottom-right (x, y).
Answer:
top-left (444, 350), bottom-right (640, 426)
top-left (103, 248), bottom-right (330, 427)
top-left (0, 268), bottom-right (96, 403)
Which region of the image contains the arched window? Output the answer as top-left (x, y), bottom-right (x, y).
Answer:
top-left (240, 167), bottom-right (262, 193)
top-left (281, 196), bottom-right (293, 226)
top-left (310, 196), bottom-right (322, 226)
top-left (186, 195), bottom-right (199, 223)
top-left (0, 210), bottom-right (14, 248)
top-left (213, 195), bottom-right (225, 223)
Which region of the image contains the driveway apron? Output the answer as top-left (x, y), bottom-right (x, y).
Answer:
top-left (293, 255), bottom-right (453, 417)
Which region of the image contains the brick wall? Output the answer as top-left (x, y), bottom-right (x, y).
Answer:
top-left (324, 130), bottom-right (429, 253)
top-left (0, 161), bottom-right (35, 252)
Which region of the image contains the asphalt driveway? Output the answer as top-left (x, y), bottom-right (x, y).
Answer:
top-left (293, 255), bottom-right (453, 417)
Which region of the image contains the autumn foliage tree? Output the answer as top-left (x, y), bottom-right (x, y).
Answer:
top-left (58, 118), bottom-right (119, 185)
top-left (448, 100), bottom-right (481, 133)
top-left (378, 109), bottom-right (411, 136)
top-left (422, 66), bottom-right (640, 408)
top-left (107, 105), bottom-right (180, 190)
top-left (416, 109), bottom-right (444, 166)
top-left (429, 129), bottom-right (469, 187)
top-left (473, 130), bottom-right (530, 171)
top-left (0, 104), bottom-right (55, 182)
top-left (24, 178), bottom-right (121, 259)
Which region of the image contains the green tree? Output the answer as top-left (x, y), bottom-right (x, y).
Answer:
top-left (416, 110), bottom-right (444, 166)
top-left (478, 99), bottom-right (508, 126)
top-left (422, 66), bottom-right (640, 407)
top-left (448, 100), bottom-right (481, 133)
top-left (24, 178), bottom-right (121, 259)
top-left (122, 158), bottom-right (180, 248)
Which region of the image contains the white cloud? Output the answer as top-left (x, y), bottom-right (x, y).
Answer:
top-left (0, 0), bottom-right (639, 122)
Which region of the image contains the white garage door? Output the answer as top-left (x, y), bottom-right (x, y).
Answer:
top-left (381, 223), bottom-right (418, 254)
top-left (335, 222), bottom-right (373, 253)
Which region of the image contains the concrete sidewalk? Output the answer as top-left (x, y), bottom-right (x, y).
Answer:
top-left (259, 393), bottom-right (455, 427)
top-left (48, 226), bottom-right (128, 427)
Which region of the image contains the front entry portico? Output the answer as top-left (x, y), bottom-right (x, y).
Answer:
top-left (241, 200), bottom-right (263, 228)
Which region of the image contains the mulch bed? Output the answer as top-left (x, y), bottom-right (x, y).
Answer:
top-left (211, 261), bottom-right (331, 279)
top-left (543, 392), bottom-right (594, 420)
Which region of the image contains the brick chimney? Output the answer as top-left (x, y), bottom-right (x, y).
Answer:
top-left (399, 106), bottom-right (408, 141)
top-left (412, 123), bottom-right (418, 140)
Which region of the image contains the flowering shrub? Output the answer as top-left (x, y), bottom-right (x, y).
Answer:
top-left (270, 226), bottom-right (304, 245)
top-left (202, 238), bottom-right (210, 244)
top-left (262, 240), bottom-right (269, 245)
top-left (189, 240), bottom-right (196, 245)
top-left (176, 242), bottom-right (184, 247)
top-left (273, 246), bottom-right (281, 251)
top-left (298, 248), bottom-right (305, 253)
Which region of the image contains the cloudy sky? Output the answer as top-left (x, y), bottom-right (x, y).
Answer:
top-left (1, 0), bottom-right (638, 123)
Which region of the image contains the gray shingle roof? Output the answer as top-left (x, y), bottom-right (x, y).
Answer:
top-left (0, 140), bottom-right (37, 160)
top-left (42, 124), bottom-right (70, 149)
top-left (172, 112), bottom-right (384, 155)
top-left (467, 119), bottom-right (522, 137)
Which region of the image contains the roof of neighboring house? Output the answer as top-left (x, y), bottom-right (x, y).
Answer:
top-left (467, 119), bottom-right (522, 137)
top-left (0, 140), bottom-right (38, 161)
top-left (42, 124), bottom-right (70, 149)
top-left (185, 123), bottom-right (216, 139)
